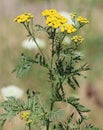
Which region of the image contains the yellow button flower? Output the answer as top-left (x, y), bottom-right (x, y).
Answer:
top-left (42, 9), bottom-right (68, 29)
top-left (14, 13), bottom-right (34, 23)
top-left (42, 9), bottom-right (57, 17)
top-left (42, 9), bottom-right (88, 34)
top-left (60, 24), bottom-right (77, 34)
top-left (60, 26), bottom-right (65, 32)
top-left (20, 111), bottom-right (31, 121)
top-left (77, 16), bottom-right (89, 24)
top-left (71, 35), bottom-right (84, 43)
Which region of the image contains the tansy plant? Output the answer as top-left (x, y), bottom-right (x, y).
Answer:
top-left (0, 9), bottom-right (101, 130)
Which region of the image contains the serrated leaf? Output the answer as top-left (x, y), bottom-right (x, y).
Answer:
top-left (67, 78), bottom-right (76, 90)
top-left (77, 104), bottom-right (90, 112)
top-left (82, 123), bottom-right (101, 130)
top-left (67, 113), bottom-right (74, 124)
top-left (48, 109), bottom-right (63, 121)
top-left (67, 96), bottom-right (80, 103)
top-left (72, 76), bottom-right (80, 87)
top-left (0, 119), bottom-right (6, 130)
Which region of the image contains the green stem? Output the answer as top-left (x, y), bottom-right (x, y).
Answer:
top-left (46, 29), bottom-right (56, 130)
top-left (28, 124), bottom-right (31, 130)
top-left (50, 101), bottom-right (54, 111)
top-left (46, 102), bottom-right (54, 130)
top-left (50, 29), bottom-right (55, 97)
top-left (32, 35), bottom-right (45, 57)
top-left (50, 28), bottom-right (56, 97)
top-left (51, 29), bottom-right (56, 67)
top-left (24, 23), bottom-right (45, 57)
top-left (46, 120), bottom-right (50, 130)
top-left (23, 22), bottom-right (51, 67)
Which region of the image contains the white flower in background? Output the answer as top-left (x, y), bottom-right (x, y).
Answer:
top-left (59, 11), bottom-right (74, 25)
top-left (63, 36), bottom-right (71, 45)
top-left (22, 38), bottom-right (46, 50)
top-left (1, 85), bottom-right (24, 100)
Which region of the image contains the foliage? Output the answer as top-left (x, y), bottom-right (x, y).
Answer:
top-left (0, 9), bottom-right (102, 130)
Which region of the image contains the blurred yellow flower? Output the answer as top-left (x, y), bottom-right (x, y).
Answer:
top-left (44, 11), bottom-right (68, 29)
top-left (20, 111), bottom-right (30, 121)
top-left (60, 24), bottom-right (77, 33)
top-left (42, 9), bottom-right (77, 34)
top-left (14, 13), bottom-right (34, 23)
top-left (77, 16), bottom-right (89, 24)
top-left (42, 9), bottom-right (57, 17)
top-left (71, 35), bottom-right (84, 43)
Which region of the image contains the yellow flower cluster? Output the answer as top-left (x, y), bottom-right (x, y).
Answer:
top-left (77, 16), bottom-right (89, 24)
top-left (20, 111), bottom-right (30, 121)
top-left (42, 9), bottom-right (57, 17)
top-left (45, 13), bottom-right (68, 29)
top-left (20, 111), bottom-right (33, 124)
top-left (42, 9), bottom-right (76, 34)
top-left (71, 35), bottom-right (84, 43)
top-left (61, 24), bottom-right (76, 33)
top-left (14, 13), bottom-right (34, 23)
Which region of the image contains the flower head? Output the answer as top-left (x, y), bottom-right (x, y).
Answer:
top-left (71, 35), bottom-right (84, 43)
top-left (77, 16), bottom-right (89, 24)
top-left (1, 85), bottom-right (24, 100)
top-left (14, 13), bottom-right (34, 23)
top-left (42, 9), bottom-right (77, 34)
top-left (20, 111), bottom-right (31, 121)
top-left (60, 24), bottom-right (77, 33)
top-left (45, 12), bottom-right (68, 29)
top-left (42, 9), bottom-right (57, 17)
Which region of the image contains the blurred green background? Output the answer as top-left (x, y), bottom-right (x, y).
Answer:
top-left (0, 0), bottom-right (103, 129)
